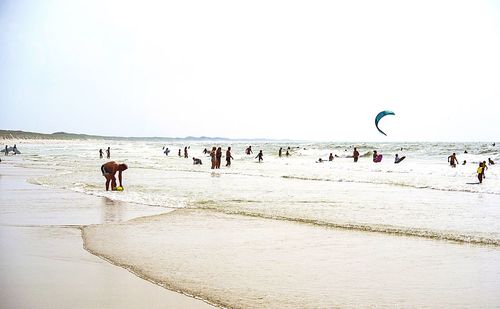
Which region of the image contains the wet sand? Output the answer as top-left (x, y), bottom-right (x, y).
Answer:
top-left (84, 208), bottom-right (500, 308)
top-left (0, 164), bottom-right (213, 308)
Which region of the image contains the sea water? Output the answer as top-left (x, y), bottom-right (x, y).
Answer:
top-left (7, 139), bottom-right (500, 307)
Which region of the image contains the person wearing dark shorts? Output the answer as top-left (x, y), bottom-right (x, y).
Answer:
top-left (101, 161), bottom-right (128, 191)
top-left (448, 153), bottom-right (458, 168)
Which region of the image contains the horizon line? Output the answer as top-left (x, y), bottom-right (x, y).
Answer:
top-left (0, 129), bottom-right (497, 144)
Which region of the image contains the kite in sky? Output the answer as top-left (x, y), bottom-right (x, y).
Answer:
top-left (375, 110), bottom-right (395, 136)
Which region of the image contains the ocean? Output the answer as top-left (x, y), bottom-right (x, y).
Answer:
top-left (6, 139), bottom-right (500, 307)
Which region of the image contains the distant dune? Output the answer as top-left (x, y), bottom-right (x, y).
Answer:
top-left (0, 130), bottom-right (112, 140)
top-left (0, 130), bottom-right (273, 142)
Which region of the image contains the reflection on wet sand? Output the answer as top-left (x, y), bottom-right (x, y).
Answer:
top-left (101, 197), bottom-right (125, 223)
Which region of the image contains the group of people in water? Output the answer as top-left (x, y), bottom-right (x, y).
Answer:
top-left (448, 152), bottom-right (495, 184)
top-left (98, 147), bottom-right (111, 159)
top-left (1, 144), bottom-right (20, 163)
top-left (98, 145), bottom-right (496, 190)
top-left (3, 144), bottom-right (18, 155)
top-left (196, 147), bottom-right (228, 168)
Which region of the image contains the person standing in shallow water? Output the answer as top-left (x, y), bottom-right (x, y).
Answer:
top-left (184, 146), bottom-right (188, 158)
top-left (353, 147), bottom-right (359, 162)
top-left (481, 161), bottom-right (488, 179)
top-left (106, 147), bottom-right (111, 159)
top-left (226, 147), bottom-right (234, 167)
top-left (256, 150), bottom-right (263, 163)
top-left (99, 149), bottom-right (103, 159)
top-left (279, 147), bottom-right (283, 157)
top-left (210, 147), bottom-right (217, 169)
top-left (448, 153), bottom-right (458, 168)
top-left (477, 163), bottom-right (484, 184)
top-left (215, 147), bottom-right (222, 169)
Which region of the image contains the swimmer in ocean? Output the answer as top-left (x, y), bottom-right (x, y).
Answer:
top-left (193, 157), bottom-right (202, 165)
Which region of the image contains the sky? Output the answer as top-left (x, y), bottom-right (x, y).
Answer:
top-left (1, 0), bottom-right (500, 141)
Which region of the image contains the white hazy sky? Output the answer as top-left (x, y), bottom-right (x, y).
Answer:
top-left (1, 0), bottom-right (499, 141)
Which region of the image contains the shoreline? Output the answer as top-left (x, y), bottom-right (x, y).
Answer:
top-left (2, 143), bottom-right (500, 307)
top-left (0, 163), bottom-right (214, 308)
top-left (81, 236), bottom-right (219, 308)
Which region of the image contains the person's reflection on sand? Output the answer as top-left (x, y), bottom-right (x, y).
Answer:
top-left (101, 197), bottom-right (124, 223)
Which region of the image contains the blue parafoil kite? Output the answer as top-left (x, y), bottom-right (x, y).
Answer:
top-left (375, 110), bottom-right (395, 136)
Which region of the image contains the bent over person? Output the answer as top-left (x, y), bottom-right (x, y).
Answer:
top-left (101, 161), bottom-right (128, 191)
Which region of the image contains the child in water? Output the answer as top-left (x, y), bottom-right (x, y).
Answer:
top-left (477, 163), bottom-right (484, 184)
top-left (256, 150), bottom-right (263, 162)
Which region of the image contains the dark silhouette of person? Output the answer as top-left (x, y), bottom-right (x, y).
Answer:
top-left (353, 147), bottom-right (359, 162)
top-left (193, 157), bottom-right (202, 165)
top-left (256, 150), bottom-right (263, 162)
top-left (448, 153), bottom-right (458, 168)
top-left (226, 147), bottom-right (234, 167)
top-left (106, 147), bottom-right (110, 159)
top-left (99, 149), bottom-right (103, 158)
top-left (329, 153), bottom-right (334, 161)
top-left (184, 146), bottom-right (188, 158)
top-left (246, 146), bottom-right (253, 155)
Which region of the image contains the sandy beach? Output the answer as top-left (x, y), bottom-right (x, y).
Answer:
top-left (0, 164), bottom-right (214, 308)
